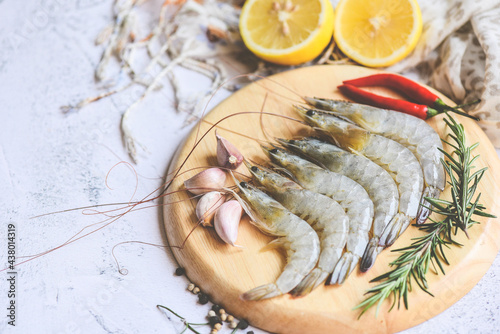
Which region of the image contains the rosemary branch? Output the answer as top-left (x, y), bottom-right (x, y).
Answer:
top-left (157, 304), bottom-right (208, 334)
top-left (355, 114), bottom-right (496, 317)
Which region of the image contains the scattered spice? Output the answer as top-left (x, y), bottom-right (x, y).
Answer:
top-left (208, 310), bottom-right (216, 317)
top-left (175, 267), bottom-right (186, 276)
top-left (192, 286), bottom-right (200, 294)
top-left (187, 283), bottom-right (195, 292)
top-left (237, 319), bottom-right (249, 329)
top-left (229, 320), bottom-right (238, 329)
top-left (221, 313), bottom-right (228, 322)
top-left (211, 304), bottom-right (221, 313)
top-left (208, 315), bottom-right (222, 327)
top-left (198, 293), bottom-right (210, 305)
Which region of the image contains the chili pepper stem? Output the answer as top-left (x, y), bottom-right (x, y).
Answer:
top-left (429, 107), bottom-right (479, 121)
top-left (435, 98), bottom-right (481, 118)
top-left (440, 108), bottom-right (480, 121)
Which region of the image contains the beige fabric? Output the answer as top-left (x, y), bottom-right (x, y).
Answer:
top-left (387, 0), bottom-right (500, 147)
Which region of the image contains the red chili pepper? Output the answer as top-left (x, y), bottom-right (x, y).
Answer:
top-left (343, 73), bottom-right (451, 111)
top-left (338, 84), bottom-right (480, 120)
top-left (338, 84), bottom-right (439, 119)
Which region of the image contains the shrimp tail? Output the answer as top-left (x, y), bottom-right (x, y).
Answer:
top-left (329, 252), bottom-right (359, 285)
top-left (416, 186), bottom-right (441, 225)
top-left (379, 213), bottom-right (412, 247)
top-left (290, 269), bottom-right (328, 297)
top-left (359, 237), bottom-right (384, 272)
top-left (240, 283), bottom-right (282, 301)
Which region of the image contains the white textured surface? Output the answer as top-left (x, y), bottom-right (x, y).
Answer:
top-left (0, 1), bottom-right (498, 333)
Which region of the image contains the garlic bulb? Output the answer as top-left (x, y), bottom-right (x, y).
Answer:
top-left (214, 200), bottom-right (243, 246)
top-left (216, 134), bottom-right (243, 170)
top-left (196, 191), bottom-right (225, 227)
top-left (184, 168), bottom-right (226, 195)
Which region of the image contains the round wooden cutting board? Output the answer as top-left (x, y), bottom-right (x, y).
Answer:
top-left (163, 65), bottom-right (500, 334)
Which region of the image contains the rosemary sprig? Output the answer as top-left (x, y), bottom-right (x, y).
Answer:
top-left (355, 113), bottom-right (496, 317)
top-left (157, 304), bottom-right (208, 334)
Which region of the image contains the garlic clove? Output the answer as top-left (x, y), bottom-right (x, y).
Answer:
top-left (214, 200), bottom-right (243, 246)
top-left (196, 191), bottom-right (225, 227)
top-left (184, 168), bottom-right (226, 195)
top-left (216, 133), bottom-right (243, 170)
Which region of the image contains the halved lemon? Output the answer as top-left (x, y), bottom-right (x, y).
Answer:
top-left (334, 0), bottom-right (422, 67)
top-left (239, 0), bottom-right (334, 66)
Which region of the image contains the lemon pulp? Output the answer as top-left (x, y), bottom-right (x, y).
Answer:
top-left (239, 0), bottom-right (334, 65)
top-left (334, 0), bottom-right (422, 67)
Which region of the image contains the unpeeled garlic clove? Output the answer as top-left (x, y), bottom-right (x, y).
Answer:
top-left (196, 191), bottom-right (225, 227)
top-left (214, 200), bottom-right (243, 246)
top-left (216, 134), bottom-right (243, 170)
top-left (184, 168), bottom-right (226, 195)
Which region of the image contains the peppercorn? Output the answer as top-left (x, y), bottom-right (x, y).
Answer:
top-left (198, 293), bottom-right (209, 305)
top-left (226, 315), bottom-right (234, 322)
top-left (238, 319), bottom-right (249, 329)
top-left (174, 267), bottom-right (185, 276)
top-left (211, 304), bottom-right (221, 313)
top-left (187, 283), bottom-right (194, 291)
top-left (192, 287), bottom-right (200, 294)
top-left (208, 316), bottom-right (222, 327)
top-left (214, 323), bottom-right (222, 330)
top-left (247, 331), bottom-right (254, 334)
top-left (220, 313), bottom-right (227, 322)
top-left (219, 309), bottom-right (226, 315)
top-left (229, 320), bottom-right (238, 329)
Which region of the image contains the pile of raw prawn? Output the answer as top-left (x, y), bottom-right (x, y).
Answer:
top-left (183, 93), bottom-right (445, 301)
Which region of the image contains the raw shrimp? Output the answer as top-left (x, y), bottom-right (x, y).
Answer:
top-left (235, 180), bottom-right (321, 301)
top-left (305, 98), bottom-right (445, 224)
top-left (295, 106), bottom-right (424, 249)
top-left (245, 161), bottom-right (348, 295)
top-left (263, 146), bottom-right (373, 284)
top-left (278, 137), bottom-right (399, 273)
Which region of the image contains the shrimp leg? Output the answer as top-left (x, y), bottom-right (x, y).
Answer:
top-left (263, 147), bottom-right (374, 284)
top-left (246, 162), bottom-right (348, 295)
top-left (279, 137), bottom-right (399, 272)
top-left (305, 98), bottom-right (445, 224)
top-left (295, 106), bottom-right (424, 251)
top-left (235, 181), bottom-right (320, 301)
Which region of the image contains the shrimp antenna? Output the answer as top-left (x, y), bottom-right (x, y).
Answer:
top-left (268, 162), bottom-right (301, 185)
top-left (312, 108), bottom-right (357, 125)
top-left (274, 137), bottom-right (329, 170)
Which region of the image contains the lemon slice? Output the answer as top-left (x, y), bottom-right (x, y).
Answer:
top-left (334, 0), bottom-right (422, 67)
top-left (239, 0), bottom-right (334, 66)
